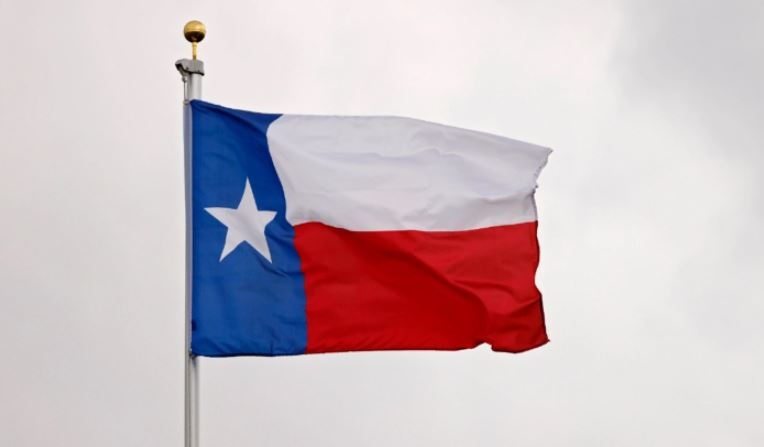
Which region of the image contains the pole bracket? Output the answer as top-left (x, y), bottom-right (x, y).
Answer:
top-left (176, 59), bottom-right (205, 78)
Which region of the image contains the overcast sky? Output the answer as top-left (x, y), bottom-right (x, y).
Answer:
top-left (1, 1), bottom-right (762, 446)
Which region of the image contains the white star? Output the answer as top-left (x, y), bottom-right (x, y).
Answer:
top-left (205, 180), bottom-right (277, 262)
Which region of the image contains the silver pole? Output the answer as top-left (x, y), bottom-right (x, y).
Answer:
top-left (176, 20), bottom-right (206, 447)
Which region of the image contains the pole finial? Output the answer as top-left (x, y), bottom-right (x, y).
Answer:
top-left (183, 20), bottom-right (206, 60)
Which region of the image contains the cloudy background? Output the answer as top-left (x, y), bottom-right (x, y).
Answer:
top-left (1, 0), bottom-right (762, 445)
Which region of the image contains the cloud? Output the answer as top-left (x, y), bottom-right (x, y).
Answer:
top-left (603, 3), bottom-right (764, 440)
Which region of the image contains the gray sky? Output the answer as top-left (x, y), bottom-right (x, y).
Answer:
top-left (1, 0), bottom-right (762, 445)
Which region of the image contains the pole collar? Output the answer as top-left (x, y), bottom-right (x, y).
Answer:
top-left (175, 59), bottom-right (205, 76)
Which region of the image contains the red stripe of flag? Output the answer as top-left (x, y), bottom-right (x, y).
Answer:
top-left (294, 221), bottom-right (548, 354)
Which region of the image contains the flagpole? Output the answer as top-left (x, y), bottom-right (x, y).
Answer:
top-left (176, 20), bottom-right (206, 447)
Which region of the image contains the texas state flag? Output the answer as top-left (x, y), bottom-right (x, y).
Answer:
top-left (190, 100), bottom-right (551, 357)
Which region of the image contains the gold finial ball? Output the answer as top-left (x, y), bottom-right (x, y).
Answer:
top-left (183, 20), bottom-right (206, 43)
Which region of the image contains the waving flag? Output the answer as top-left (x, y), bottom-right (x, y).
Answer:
top-left (190, 100), bottom-right (551, 356)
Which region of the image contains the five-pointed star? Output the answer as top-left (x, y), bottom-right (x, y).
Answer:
top-left (205, 180), bottom-right (277, 262)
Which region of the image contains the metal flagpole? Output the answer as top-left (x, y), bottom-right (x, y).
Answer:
top-left (176, 20), bottom-right (206, 447)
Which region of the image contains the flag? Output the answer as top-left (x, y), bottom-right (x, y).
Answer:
top-left (190, 100), bottom-right (551, 356)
